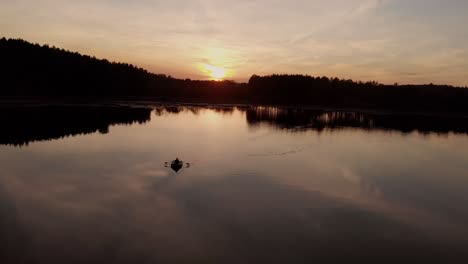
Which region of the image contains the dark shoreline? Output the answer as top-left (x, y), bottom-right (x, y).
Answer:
top-left (2, 98), bottom-right (468, 119)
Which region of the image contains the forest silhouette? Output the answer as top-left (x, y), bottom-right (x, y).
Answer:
top-left (1, 37), bottom-right (468, 113)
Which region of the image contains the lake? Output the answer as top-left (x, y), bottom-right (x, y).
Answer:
top-left (1, 104), bottom-right (468, 263)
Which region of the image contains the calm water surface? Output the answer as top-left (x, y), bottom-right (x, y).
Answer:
top-left (1, 105), bottom-right (468, 263)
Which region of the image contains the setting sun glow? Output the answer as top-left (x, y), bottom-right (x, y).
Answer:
top-left (203, 64), bottom-right (227, 80)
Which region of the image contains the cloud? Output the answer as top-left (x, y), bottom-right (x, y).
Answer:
top-left (1, 0), bottom-right (468, 85)
top-left (353, 0), bottom-right (384, 16)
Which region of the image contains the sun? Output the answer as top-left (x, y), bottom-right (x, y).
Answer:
top-left (203, 64), bottom-right (227, 80)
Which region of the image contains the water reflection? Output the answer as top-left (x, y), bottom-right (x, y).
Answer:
top-left (0, 185), bottom-right (29, 263)
top-left (0, 105), bottom-right (152, 146)
top-left (1, 105), bottom-right (467, 147)
top-left (154, 105), bottom-right (468, 134)
top-left (0, 104), bottom-right (468, 263)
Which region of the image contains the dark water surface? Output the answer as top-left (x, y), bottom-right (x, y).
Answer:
top-left (1, 104), bottom-right (468, 263)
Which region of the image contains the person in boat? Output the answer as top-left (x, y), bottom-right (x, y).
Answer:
top-left (172, 158), bottom-right (184, 167)
top-left (170, 158), bottom-right (184, 172)
top-left (165, 158), bottom-right (190, 172)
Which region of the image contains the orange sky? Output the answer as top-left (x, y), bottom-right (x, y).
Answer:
top-left (1, 0), bottom-right (468, 85)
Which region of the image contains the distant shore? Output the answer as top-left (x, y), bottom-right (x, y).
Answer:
top-left (2, 98), bottom-right (468, 120)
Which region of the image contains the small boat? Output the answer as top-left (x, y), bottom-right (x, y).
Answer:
top-left (164, 158), bottom-right (190, 172)
top-left (170, 158), bottom-right (184, 172)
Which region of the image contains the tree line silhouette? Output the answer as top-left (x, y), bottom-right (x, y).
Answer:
top-left (0, 38), bottom-right (246, 102)
top-left (248, 75), bottom-right (468, 113)
top-left (1, 37), bottom-right (468, 113)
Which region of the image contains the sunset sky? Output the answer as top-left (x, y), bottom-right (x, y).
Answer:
top-left (1, 0), bottom-right (467, 85)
